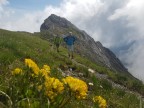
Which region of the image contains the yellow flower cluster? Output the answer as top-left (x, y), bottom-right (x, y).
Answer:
top-left (63, 76), bottom-right (88, 99)
top-left (12, 68), bottom-right (22, 75)
top-left (40, 65), bottom-right (50, 78)
top-left (44, 77), bottom-right (64, 100)
top-left (24, 59), bottom-right (63, 99)
top-left (93, 96), bottom-right (107, 108)
top-left (25, 59), bottom-right (40, 75)
top-left (12, 58), bottom-right (88, 102)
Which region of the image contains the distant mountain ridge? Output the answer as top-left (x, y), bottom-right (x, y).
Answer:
top-left (40, 14), bottom-right (128, 73)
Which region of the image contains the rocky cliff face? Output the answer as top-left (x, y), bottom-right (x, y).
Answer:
top-left (40, 14), bottom-right (128, 73)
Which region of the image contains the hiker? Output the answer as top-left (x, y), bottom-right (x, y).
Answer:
top-left (64, 32), bottom-right (76, 59)
top-left (53, 34), bottom-right (62, 52)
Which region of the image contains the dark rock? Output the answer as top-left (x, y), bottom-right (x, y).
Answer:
top-left (40, 14), bottom-right (78, 32)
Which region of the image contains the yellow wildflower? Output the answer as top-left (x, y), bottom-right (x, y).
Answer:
top-left (62, 76), bottom-right (88, 99)
top-left (93, 96), bottom-right (107, 108)
top-left (43, 65), bottom-right (50, 73)
top-left (44, 77), bottom-right (64, 100)
top-left (25, 59), bottom-right (40, 75)
top-left (40, 65), bottom-right (50, 77)
top-left (12, 68), bottom-right (22, 75)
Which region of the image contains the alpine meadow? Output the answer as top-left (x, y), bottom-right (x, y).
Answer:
top-left (0, 14), bottom-right (144, 108)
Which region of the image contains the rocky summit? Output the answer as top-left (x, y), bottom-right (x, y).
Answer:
top-left (40, 14), bottom-right (128, 73)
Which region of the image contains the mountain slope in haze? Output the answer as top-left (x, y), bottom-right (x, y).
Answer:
top-left (40, 14), bottom-right (128, 73)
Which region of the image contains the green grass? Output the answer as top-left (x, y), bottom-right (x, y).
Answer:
top-left (0, 29), bottom-right (143, 108)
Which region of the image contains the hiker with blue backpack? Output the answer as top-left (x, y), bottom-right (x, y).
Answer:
top-left (64, 32), bottom-right (76, 59)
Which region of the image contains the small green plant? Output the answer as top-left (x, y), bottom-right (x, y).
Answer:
top-left (116, 89), bottom-right (126, 97)
top-left (100, 79), bottom-right (112, 91)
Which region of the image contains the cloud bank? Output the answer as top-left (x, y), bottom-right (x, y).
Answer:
top-left (0, 0), bottom-right (144, 82)
top-left (109, 0), bottom-right (144, 81)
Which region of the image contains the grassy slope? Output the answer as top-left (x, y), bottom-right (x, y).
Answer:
top-left (0, 29), bottom-right (143, 107)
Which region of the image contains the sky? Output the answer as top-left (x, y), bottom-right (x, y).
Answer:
top-left (0, 0), bottom-right (144, 82)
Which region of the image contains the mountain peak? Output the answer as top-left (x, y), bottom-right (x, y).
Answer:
top-left (40, 14), bottom-right (77, 31)
top-left (40, 14), bottom-right (128, 73)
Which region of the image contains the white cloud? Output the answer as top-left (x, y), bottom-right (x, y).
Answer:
top-left (120, 41), bottom-right (144, 81)
top-left (0, 0), bottom-right (9, 17)
top-left (108, 0), bottom-right (144, 82)
top-left (0, 0), bottom-right (144, 82)
top-left (0, 0), bottom-right (8, 6)
top-left (109, 0), bottom-right (144, 37)
top-left (0, 0), bottom-right (15, 29)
